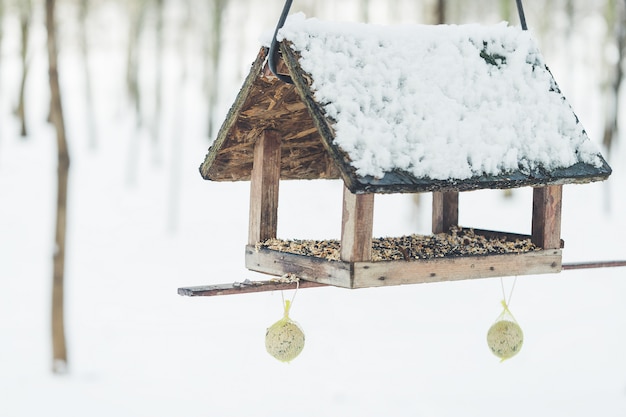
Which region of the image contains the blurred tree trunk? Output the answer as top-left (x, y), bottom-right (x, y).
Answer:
top-left (46, 0), bottom-right (70, 374)
top-left (499, 0), bottom-right (512, 22)
top-left (126, 0), bottom-right (148, 126)
top-left (0, 0), bottom-right (4, 71)
top-left (152, 0), bottom-right (164, 162)
top-left (205, 0), bottom-right (226, 139)
top-left (436, 0), bottom-right (446, 24)
top-left (78, 0), bottom-right (97, 150)
top-left (16, 0), bottom-right (32, 137)
top-left (602, 0), bottom-right (626, 157)
top-left (565, 0), bottom-right (575, 37)
top-left (125, 0), bottom-right (148, 185)
top-left (0, 1), bottom-right (3, 121)
top-left (358, 0), bottom-right (370, 22)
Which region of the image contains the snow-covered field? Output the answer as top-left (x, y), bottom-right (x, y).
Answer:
top-left (1, 2), bottom-right (625, 416)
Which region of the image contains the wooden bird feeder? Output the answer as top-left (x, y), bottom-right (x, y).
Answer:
top-left (179, 18), bottom-right (612, 296)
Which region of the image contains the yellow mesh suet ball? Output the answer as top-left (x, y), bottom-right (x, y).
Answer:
top-left (265, 300), bottom-right (305, 362)
top-left (487, 300), bottom-right (523, 361)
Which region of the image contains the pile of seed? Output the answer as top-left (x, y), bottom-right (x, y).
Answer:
top-left (257, 227), bottom-right (538, 261)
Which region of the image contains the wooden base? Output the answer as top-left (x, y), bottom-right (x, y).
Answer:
top-left (244, 230), bottom-right (562, 289)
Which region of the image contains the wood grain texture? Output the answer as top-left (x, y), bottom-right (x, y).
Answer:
top-left (432, 191), bottom-right (459, 233)
top-left (245, 244), bottom-right (561, 289)
top-left (248, 130), bottom-right (281, 245)
top-left (180, 254), bottom-right (626, 297)
top-left (245, 245), bottom-right (352, 287)
top-left (200, 46), bottom-right (610, 192)
top-left (178, 279), bottom-right (327, 297)
top-left (352, 249), bottom-right (562, 288)
top-left (341, 186), bottom-right (374, 262)
top-left (200, 47), bottom-right (340, 182)
top-left (532, 185), bottom-right (563, 249)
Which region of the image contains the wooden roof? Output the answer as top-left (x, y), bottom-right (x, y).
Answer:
top-left (200, 42), bottom-right (611, 194)
top-left (199, 48), bottom-right (341, 182)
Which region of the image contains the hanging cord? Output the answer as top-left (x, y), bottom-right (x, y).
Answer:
top-left (499, 276), bottom-right (518, 307)
top-left (269, 0), bottom-right (294, 84)
top-left (281, 279), bottom-right (300, 316)
top-left (515, 0), bottom-right (528, 30)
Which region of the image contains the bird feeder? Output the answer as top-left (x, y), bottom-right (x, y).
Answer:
top-left (179, 16), bottom-right (611, 296)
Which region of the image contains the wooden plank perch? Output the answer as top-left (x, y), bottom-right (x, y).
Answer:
top-left (178, 279), bottom-right (327, 297)
top-left (178, 260), bottom-right (626, 297)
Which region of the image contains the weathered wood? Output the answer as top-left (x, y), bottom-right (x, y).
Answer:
top-left (178, 279), bottom-right (327, 297)
top-left (352, 250), bottom-right (562, 288)
top-left (562, 260), bottom-right (626, 270)
top-left (341, 186), bottom-right (374, 262)
top-left (279, 44), bottom-right (612, 193)
top-left (199, 45), bottom-right (610, 191)
top-left (248, 130), bottom-right (281, 245)
top-left (200, 47), bottom-right (341, 183)
top-left (432, 191), bottom-right (459, 233)
top-left (532, 185), bottom-right (562, 249)
top-left (245, 244), bottom-right (561, 289)
top-left (180, 255), bottom-right (626, 297)
top-left (246, 245), bottom-right (352, 287)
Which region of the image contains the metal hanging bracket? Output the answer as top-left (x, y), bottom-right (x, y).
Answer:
top-left (515, 0), bottom-right (528, 30)
top-left (268, 0), bottom-right (294, 84)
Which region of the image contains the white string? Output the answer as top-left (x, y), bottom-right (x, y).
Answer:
top-left (290, 279), bottom-right (300, 307)
top-left (280, 279), bottom-right (300, 314)
top-left (499, 276), bottom-right (518, 306)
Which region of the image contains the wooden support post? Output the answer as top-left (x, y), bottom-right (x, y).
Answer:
top-left (532, 185), bottom-right (562, 249)
top-left (248, 130), bottom-right (281, 245)
top-left (432, 191), bottom-right (459, 234)
top-left (341, 186), bottom-right (374, 262)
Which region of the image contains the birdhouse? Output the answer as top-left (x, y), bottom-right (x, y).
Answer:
top-left (194, 16), bottom-right (611, 291)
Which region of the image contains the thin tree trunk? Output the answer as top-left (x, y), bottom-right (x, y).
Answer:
top-left (358, 0), bottom-right (370, 22)
top-left (126, 0), bottom-right (147, 126)
top-left (17, 0), bottom-right (32, 137)
top-left (0, 0), bottom-right (4, 135)
top-left (79, 0), bottom-right (97, 150)
top-left (603, 0), bottom-right (626, 157)
top-left (436, 0), bottom-right (445, 24)
top-left (46, 0), bottom-right (70, 374)
top-left (499, 0), bottom-right (512, 22)
top-left (0, 0), bottom-right (4, 75)
top-left (125, 0), bottom-right (148, 185)
top-left (152, 0), bottom-right (164, 164)
top-left (205, 0), bottom-right (226, 139)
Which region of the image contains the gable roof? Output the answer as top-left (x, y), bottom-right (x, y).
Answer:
top-left (200, 16), bottom-right (611, 193)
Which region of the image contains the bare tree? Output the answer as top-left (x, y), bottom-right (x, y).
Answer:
top-left (125, 0), bottom-right (148, 185)
top-left (0, 0), bottom-right (4, 131)
top-left (499, 0), bottom-right (512, 22)
top-left (602, 0), bottom-right (626, 157)
top-left (46, 0), bottom-right (70, 374)
top-left (436, 0), bottom-right (446, 24)
top-left (16, 0), bottom-right (32, 137)
top-left (358, 0), bottom-right (370, 22)
top-left (205, 0), bottom-right (227, 139)
top-left (0, 0), bottom-right (4, 71)
top-left (152, 0), bottom-right (165, 163)
top-left (78, 0), bottom-right (97, 149)
top-left (126, 0), bottom-right (148, 126)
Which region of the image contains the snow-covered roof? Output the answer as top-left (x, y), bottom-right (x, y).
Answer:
top-left (200, 15), bottom-right (611, 193)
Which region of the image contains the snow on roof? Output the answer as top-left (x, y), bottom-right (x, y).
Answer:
top-left (274, 14), bottom-right (603, 181)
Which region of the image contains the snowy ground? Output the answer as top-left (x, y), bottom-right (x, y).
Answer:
top-left (1, 2), bottom-right (625, 417)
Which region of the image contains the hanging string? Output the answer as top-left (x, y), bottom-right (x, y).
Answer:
top-left (499, 276), bottom-right (518, 307)
top-left (515, 0), bottom-right (528, 30)
top-left (281, 278), bottom-right (300, 316)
